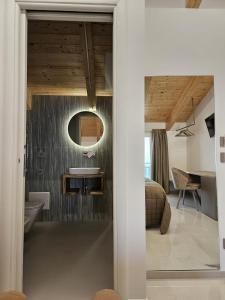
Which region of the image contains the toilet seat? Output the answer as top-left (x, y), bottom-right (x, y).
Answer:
top-left (25, 200), bottom-right (44, 209)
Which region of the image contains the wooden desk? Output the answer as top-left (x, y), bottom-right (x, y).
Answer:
top-left (187, 170), bottom-right (216, 178)
top-left (187, 170), bottom-right (217, 220)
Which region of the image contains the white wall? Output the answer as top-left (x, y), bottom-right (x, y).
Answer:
top-left (187, 88), bottom-right (216, 171)
top-left (145, 123), bottom-right (187, 178)
top-left (0, 0), bottom-right (9, 290)
top-left (116, 1), bottom-right (146, 299)
top-left (0, 0), bottom-right (21, 290)
top-left (146, 0), bottom-right (185, 8)
top-left (167, 131), bottom-right (187, 176)
top-left (145, 122), bottom-right (165, 131)
top-left (145, 7), bottom-right (225, 270)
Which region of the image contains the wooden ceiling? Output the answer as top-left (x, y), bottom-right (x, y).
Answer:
top-left (145, 76), bottom-right (214, 130)
top-left (27, 20), bottom-right (112, 108)
top-left (186, 0), bottom-right (202, 8)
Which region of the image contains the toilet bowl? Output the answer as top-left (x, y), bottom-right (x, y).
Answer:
top-left (24, 200), bottom-right (44, 233)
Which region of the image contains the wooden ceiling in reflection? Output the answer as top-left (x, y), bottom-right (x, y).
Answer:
top-left (145, 76), bottom-right (214, 130)
top-left (186, 0), bottom-right (202, 8)
top-left (27, 20), bottom-right (112, 108)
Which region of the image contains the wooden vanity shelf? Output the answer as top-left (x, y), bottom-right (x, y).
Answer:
top-left (63, 172), bottom-right (104, 196)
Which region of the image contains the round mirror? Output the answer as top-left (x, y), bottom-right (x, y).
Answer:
top-left (68, 111), bottom-right (104, 147)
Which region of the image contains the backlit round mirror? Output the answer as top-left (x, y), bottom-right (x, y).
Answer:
top-left (68, 111), bottom-right (104, 147)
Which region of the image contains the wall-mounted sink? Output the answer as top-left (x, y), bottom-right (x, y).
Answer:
top-left (69, 168), bottom-right (101, 175)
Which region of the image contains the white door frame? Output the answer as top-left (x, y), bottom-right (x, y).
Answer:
top-left (1, 1), bottom-right (146, 299)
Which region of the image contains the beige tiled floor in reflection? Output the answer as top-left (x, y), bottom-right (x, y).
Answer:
top-left (147, 279), bottom-right (225, 300)
top-left (23, 222), bottom-right (113, 300)
top-left (146, 193), bottom-right (219, 271)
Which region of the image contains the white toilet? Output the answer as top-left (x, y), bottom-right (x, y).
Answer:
top-left (24, 200), bottom-right (44, 233)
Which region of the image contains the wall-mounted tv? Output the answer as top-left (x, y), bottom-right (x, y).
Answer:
top-left (205, 113), bottom-right (215, 138)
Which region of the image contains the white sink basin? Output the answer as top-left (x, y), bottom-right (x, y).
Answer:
top-left (69, 168), bottom-right (101, 175)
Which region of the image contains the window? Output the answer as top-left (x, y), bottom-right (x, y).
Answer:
top-left (145, 134), bottom-right (151, 180)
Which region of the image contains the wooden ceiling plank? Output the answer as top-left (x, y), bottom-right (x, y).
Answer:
top-left (28, 67), bottom-right (104, 79)
top-left (186, 0), bottom-right (202, 8)
top-left (145, 76), bottom-right (190, 122)
top-left (28, 33), bottom-right (81, 45)
top-left (26, 86), bottom-right (112, 108)
top-left (93, 23), bottom-right (113, 35)
top-left (28, 53), bottom-right (83, 67)
top-left (93, 36), bottom-right (112, 46)
top-left (28, 20), bottom-right (82, 34)
top-left (165, 76), bottom-right (209, 130)
top-left (80, 22), bottom-right (97, 108)
top-left (27, 20), bottom-right (112, 97)
top-left (28, 43), bottom-right (82, 54)
top-left (28, 53), bottom-right (104, 66)
top-left (33, 78), bottom-right (104, 85)
top-left (27, 81), bottom-right (105, 90)
top-left (145, 75), bottom-right (213, 123)
top-left (28, 66), bottom-right (85, 76)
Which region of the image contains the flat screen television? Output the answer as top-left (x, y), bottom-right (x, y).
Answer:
top-left (205, 113), bottom-right (215, 138)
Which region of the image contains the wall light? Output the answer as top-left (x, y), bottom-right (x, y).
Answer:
top-left (89, 106), bottom-right (96, 112)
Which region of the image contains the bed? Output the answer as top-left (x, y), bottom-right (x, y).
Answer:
top-left (145, 180), bottom-right (171, 234)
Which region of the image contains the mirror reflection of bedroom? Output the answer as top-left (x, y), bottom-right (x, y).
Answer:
top-left (145, 75), bottom-right (219, 271)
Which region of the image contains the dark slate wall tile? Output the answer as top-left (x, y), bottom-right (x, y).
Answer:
top-left (26, 96), bottom-right (113, 222)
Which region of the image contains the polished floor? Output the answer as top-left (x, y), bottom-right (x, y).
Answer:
top-left (23, 222), bottom-right (113, 300)
top-left (146, 193), bottom-right (219, 271)
top-left (147, 279), bottom-right (225, 300)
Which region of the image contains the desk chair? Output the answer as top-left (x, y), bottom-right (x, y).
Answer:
top-left (171, 167), bottom-right (201, 210)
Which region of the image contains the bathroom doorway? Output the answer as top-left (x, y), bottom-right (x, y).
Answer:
top-left (23, 14), bottom-right (113, 300)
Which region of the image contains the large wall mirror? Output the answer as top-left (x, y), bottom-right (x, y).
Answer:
top-left (145, 75), bottom-right (219, 274)
top-left (68, 111), bottom-right (104, 147)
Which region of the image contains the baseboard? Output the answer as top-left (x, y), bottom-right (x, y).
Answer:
top-left (147, 270), bottom-right (225, 280)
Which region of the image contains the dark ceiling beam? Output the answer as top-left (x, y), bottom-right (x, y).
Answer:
top-left (80, 22), bottom-right (96, 108)
top-left (186, 0), bottom-right (202, 8)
